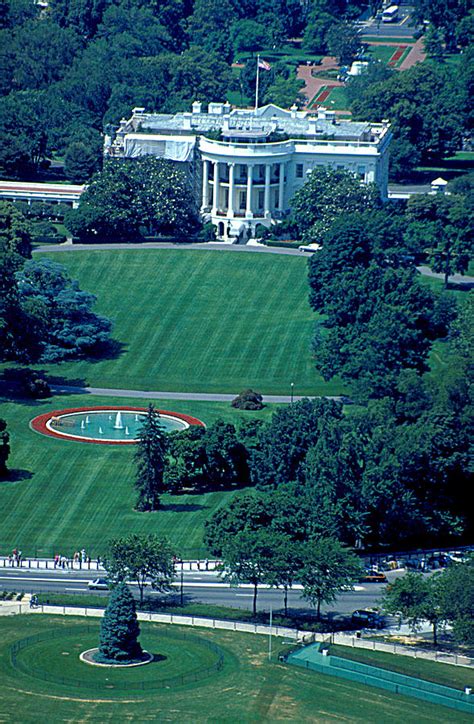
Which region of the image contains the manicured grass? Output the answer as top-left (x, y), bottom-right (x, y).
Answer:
top-left (0, 393), bottom-right (273, 557)
top-left (0, 615), bottom-right (470, 722)
top-left (31, 248), bottom-right (345, 397)
top-left (324, 86), bottom-right (349, 110)
top-left (362, 36), bottom-right (417, 44)
top-left (366, 44), bottom-right (402, 64)
top-left (330, 644), bottom-right (474, 690)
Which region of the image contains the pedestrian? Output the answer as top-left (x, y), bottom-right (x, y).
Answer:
top-left (81, 548), bottom-right (86, 563)
top-left (17, 550), bottom-right (22, 567)
top-left (54, 554), bottom-right (59, 569)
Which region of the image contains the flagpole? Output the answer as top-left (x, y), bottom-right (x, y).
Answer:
top-left (255, 54), bottom-right (260, 114)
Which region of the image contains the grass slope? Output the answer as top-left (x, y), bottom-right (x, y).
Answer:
top-left (0, 394), bottom-right (274, 557)
top-left (0, 615), bottom-right (470, 723)
top-left (33, 248), bottom-right (344, 396)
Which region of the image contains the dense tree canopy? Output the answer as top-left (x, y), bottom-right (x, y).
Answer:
top-left (291, 167), bottom-right (381, 241)
top-left (350, 64), bottom-right (471, 178)
top-left (67, 157), bottom-right (200, 241)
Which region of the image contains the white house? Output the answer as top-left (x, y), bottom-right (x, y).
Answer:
top-left (105, 102), bottom-right (391, 239)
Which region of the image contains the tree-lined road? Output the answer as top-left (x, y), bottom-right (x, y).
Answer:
top-left (0, 567), bottom-right (388, 617)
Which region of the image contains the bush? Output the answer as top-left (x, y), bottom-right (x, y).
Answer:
top-left (231, 389), bottom-right (264, 410)
top-left (197, 222), bottom-right (217, 242)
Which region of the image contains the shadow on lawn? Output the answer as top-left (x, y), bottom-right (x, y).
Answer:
top-left (160, 503), bottom-right (208, 513)
top-left (2, 469), bottom-right (34, 483)
top-left (0, 368), bottom-right (89, 404)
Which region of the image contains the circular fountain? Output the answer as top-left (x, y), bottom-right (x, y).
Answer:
top-left (30, 406), bottom-right (205, 445)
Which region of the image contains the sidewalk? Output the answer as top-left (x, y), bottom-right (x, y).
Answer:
top-left (0, 556), bottom-right (220, 573)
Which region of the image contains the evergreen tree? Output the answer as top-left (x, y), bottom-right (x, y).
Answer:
top-left (134, 403), bottom-right (167, 511)
top-left (97, 582), bottom-right (143, 663)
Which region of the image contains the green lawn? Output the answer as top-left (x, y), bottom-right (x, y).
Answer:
top-left (0, 615), bottom-right (470, 722)
top-left (29, 248), bottom-right (345, 397)
top-left (324, 86), bottom-right (350, 110)
top-left (0, 393), bottom-right (275, 558)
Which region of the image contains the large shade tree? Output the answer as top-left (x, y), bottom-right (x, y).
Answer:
top-left (66, 157), bottom-right (200, 241)
top-left (105, 533), bottom-right (175, 605)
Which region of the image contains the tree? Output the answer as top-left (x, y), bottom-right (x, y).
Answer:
top-left (219, 529), bottom-right (275, 616)
top-left (251, 397), bottom-right (343, 488)
top-left (350, 64), bottom-right (468, 178)
top-left (265, 535), bottom-right (303, 616)
top-left (231, 19), bottom-right (267, 56)
top-left (300, 537), bottom-right (362, 620)
top-left (134, 404), bottom-right (167, 511)
top-left (382, 571), bottom-right (444, 645)
top-left (97, 582), bottom-right (143, 663)
top-left (64, 141), bottom-right (100, 183)
top-left (406, 193), bottom-right (474, 287)
top-left (0, 202), bottom-right (32, 262)
top-left (0, 91), bottom-right (48, 177)
top-left (15, 257), bottom-right (112, 362)
top-left (105, 533), bottom-right (175, 605)
top-left (0, 418), bottom-right (10, 479)
top-left (438, 559), bottom-right (474, 646)
top-left (186, 0), bottom-right (237, 62)
top-left (263, 75), bottom-right (306, 109)
top-left (326, 21), bottom-right (360, 65)
top-left (10, 19), bottom-right (81, 90)
top-left (203, 420), bottom-right (249, 489)
top-left (67, 157), bottom-right (199, 241)
top-left (291, 167), bottom-right (381, 240)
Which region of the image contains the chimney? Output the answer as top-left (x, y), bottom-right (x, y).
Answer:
top-left (192, 101), bottom-right (202, 114)
top-left (182, 112), bottom-right (192, 130)
top-left (290, 104), bottom-right (298, 119)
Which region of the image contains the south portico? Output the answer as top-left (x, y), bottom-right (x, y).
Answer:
top-left (200, 156), bottom-right (288, 239)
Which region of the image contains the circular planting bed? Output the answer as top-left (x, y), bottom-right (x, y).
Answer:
top-left (30, 406), bottom-right (205, 445)
top-left (80, 648), bottom-right (154, 667)
top-left (10, 625), bottom-right (228, 694)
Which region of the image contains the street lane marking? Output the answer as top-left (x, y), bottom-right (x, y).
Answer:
top-left (65, 587), bottom-right (88, 592)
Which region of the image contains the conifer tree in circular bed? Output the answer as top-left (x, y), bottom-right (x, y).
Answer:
top-left (97, 582), bottom-right (144, 663)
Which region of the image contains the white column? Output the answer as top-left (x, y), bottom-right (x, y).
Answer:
top-left (212, 161), bottom-right (219, 214)
top-left (202, 160), bottom-right (210, 209)
top-left (228, 163), bottom-right (235, 218)
top-left (264, 163), bottom-right (271, 217)
top-left (278, 162), bottom-right (285, 211)
top-left (246, 164), bottom-right (253, 218)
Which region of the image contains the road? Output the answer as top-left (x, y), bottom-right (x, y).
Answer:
top-left (50, 383), bottom-right (344, 404)
top-left (0, 567), bottom-right (388, 617)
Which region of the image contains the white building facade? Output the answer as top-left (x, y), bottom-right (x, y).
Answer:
top-left (106, 102), bottom-right (391, 239)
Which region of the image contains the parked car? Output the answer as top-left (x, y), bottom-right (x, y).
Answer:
top-left (359, 570), bottom-right (388, 583)
top-left (351, 609), bottom-right (385, 629)
top-left (88, 577), bottom-right (109, 590)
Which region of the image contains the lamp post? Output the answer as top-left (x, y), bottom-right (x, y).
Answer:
top-left (180, 559), bottom-right (184, 606)
top-left (290, 382), bottom-right (294, 404)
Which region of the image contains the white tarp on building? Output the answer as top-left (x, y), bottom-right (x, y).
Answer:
top-left (123, 133), bottom-right (195, 162)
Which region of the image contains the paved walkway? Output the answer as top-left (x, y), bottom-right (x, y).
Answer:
top-left (50, 383), bottom-right (340, 404)
top-left (398, 36), bottom-right (426, 70)
top-left (297, 57), bottom-right (343, 108)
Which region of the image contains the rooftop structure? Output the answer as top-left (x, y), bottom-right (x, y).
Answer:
top-left (105, 102), bottom-right (391, 240)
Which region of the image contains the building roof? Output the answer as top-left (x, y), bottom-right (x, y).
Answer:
top-left (113, 102), bottom-right (388, 145)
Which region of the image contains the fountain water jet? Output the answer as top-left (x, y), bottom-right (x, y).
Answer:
top-left (125, 426), bottom-right (130, 435)
top-left (99, 426), bottom-right (103, 434)
top-left (114, 411), bottom-right (124, 430)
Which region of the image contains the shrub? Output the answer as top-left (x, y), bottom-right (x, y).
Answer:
top-left (231, 389), bottom-right (264, 410)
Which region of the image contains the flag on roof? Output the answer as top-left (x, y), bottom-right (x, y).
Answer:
top-left (258, 59), bottom-right (271, 71)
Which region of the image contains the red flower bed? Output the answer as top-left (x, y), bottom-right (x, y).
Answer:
top-left (388, 46), bottom-right (408, 66)
top-left (30, 406), bottom-right (205, 445)
top-left (314, 85), bottom-right (337, 105)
